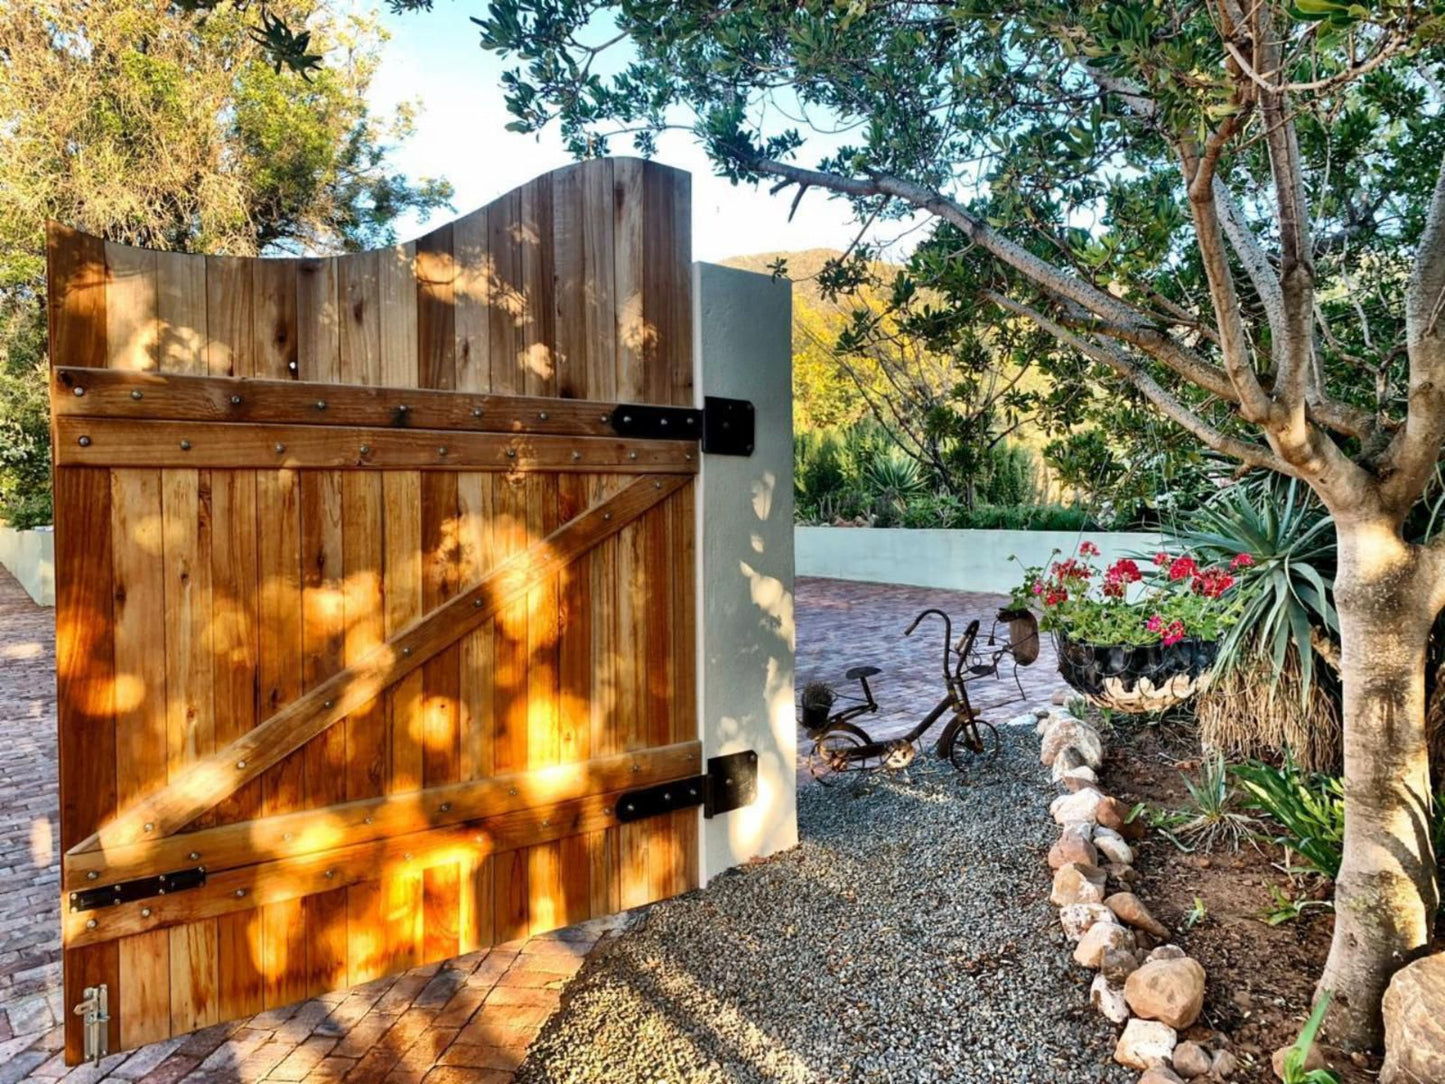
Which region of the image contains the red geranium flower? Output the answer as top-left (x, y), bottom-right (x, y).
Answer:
top-left (1145, 614), bottom-right (1164, 633)
top-left (1162, 620), bottom-right (1187, 646)
top-left (1230, 552), bottom-right (1255, 570)
top-left (1168, 555), bottom-right (1198, 581)
top-left (1079, 541), bottom-right (1100, 557)
top-left (1154, 551), bottom-right (1170, 566)
top-left (1192, 568), bottom-right (1236, 599)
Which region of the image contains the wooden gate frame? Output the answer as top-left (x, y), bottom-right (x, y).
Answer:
top-left (47, 158), bottom-right (756, 1064)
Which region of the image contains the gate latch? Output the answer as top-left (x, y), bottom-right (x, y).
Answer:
top-left (609, 396), bottom-right (755, 456)
top-left (74, 984), bottom-right (109, 1064)
top-left (615, 750), bottom-right (758, 823)
top-left (68, 867), bottom-right (207, 913)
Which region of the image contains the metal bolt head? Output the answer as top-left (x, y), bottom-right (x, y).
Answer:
top-left (188, 851), bottom-right (200, 861)
top-left (437, 446), bottom-right (448, 457)
top-left (654, 481), bottom-right (661, 489)
top-left (324, 869), bottom-right (335, 879)
top-left (403, 852), bottom-right (413, 862)
top-left (283, 832), bottom-right (293, 842)
top-left (359, 444), bottom-right (371, 455)
top-left (73, 386), bottom-right (85, 396)
top-left (86, 918), bottom-right (97, 930)
top-left (140, 907), bottom-right (151, 918)
top-left (397, 403), bottom-right (409, 413)
top-left (230, 394), bottom-right (242, 406)
top-left (628, 451), bottom-right (638, 460)
top-left (685, 452), bottom-right (693, 461)
top-left (179, 439), bottom-right (191, 451)
top-left (542, 818), bottom-right (550, 827)
top-left (539, 411), bottom-right (549, 421)
top-left (235, 889), bottom-right (246, 898)
top-left (78, 435), bottom-right (91, 447)
top-left (571, 450), bottom-right (581, 461)
top-left (86, 870), bottom-right (98, 880)
top-left (315, 400), bottom-right (327, 410)
top-left (236, 759), bottom-right (247, 769)
top-left (660, 417), bottom-right (668, 427)
top-left (402, 646), bottom-right (412, 657)
top-left (274, 442), bottom-right (286, 454)
top-left (472, 407), bottom-right (483, 418)
top-left (622, 414), bottom-right (633, 423)
top-left (143, 822), bottom-right (154, 833)
top-left (473, 597), bottom-right (483, 608)
top-left (603, 512), bottom-right (612, 520)
top-left (323, 699), bottom-right (334, 709)
top-left (439, 802), bottom-right (451, 813)
top-left (506, 448), bottom-right (517, 458)
top-left (508, 786), bottom-right (518, 797)
top-left (132, 390), bottom-right (144, 401)
top-left (600, 413), bottom-right (610, 423)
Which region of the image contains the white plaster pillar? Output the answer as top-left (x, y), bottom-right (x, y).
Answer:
top-left (692, 261), bottom-right (798, 884)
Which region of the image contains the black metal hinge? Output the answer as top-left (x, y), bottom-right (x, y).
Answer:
top-left (615, 750), bottom-right (758, 823)
top-left (69, 867), bottom-right (207, 913)
top-left (610, 396), bottom-right (755, 456)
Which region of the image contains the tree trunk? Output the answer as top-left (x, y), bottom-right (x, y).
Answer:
top-left (1321, 519), bottom-right (1440, 1049)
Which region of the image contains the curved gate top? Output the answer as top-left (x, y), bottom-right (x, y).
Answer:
top-left (46, 158), bottom-right (703, 1063)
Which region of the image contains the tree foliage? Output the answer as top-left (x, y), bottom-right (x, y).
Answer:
top-left (0, 0), bottom-right (452, 526)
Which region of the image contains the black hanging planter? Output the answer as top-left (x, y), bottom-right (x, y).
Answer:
top-left (1054, 631), bottom-right (1218, 713)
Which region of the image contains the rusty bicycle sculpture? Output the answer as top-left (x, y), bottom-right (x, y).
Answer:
top-left (802, 606), bottom-right (1040, 784)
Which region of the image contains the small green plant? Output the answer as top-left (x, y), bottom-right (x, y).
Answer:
top-left (1066, 695), bottom-right (1088, 721)
top-left (1183, 896), bottom-right (1208, 930)
top-left (1173, 752), bottom-right (1261, 852)
top-left (1279, 992), bottom-right (1339, 1083)
top-left (1233, 756), bottom-right (1345, 879)
top-left (1260, 884), bottom-right (1333, 926)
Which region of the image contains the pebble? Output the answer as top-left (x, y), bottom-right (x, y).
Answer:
top-left (515, 741), bottom-right (1134, 1083)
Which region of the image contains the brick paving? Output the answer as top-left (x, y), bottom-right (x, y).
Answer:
top-left (0, 568), bottom-right (1069, 1082)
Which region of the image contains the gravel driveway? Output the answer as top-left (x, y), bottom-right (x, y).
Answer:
top-left (515, 732), bottom-right (1134, 1083)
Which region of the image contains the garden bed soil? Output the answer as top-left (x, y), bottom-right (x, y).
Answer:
top-left (1098, 717), bottom-right (1377, 1084)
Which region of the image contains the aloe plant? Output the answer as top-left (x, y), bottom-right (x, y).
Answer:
top-left (1171, 475), bottom-right (1337, 694)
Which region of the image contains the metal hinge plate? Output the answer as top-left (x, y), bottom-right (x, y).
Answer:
top-left (68, 867), bottom-right (206, 913)
top-left (609, 396), bottom-right (755, 456)
top-left (615, 750), bottom-right (758, 823)
top-left (74, 983), bottom-right (109, 1064)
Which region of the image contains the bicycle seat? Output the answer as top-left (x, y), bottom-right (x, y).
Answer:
top-left (846, 665), bottom-right (881, 680)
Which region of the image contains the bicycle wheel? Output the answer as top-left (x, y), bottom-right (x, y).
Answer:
top-left (944, 717), bottom-right (1001, 773)
top-left (808, 722), bottom-right (874, 785)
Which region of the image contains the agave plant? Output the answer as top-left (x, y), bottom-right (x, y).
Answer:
top-left (1170, 475), bottom-right (1337, 693)
top-left (861, 446), bottom-right (928, 510)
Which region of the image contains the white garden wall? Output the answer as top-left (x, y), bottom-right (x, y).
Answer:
top-left (794, 526), bottom-right (1164, 596)
top-left (0, 525), bottom-right (55, 606)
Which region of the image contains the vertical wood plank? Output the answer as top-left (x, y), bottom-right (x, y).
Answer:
top-left (339, 251), bottom-right (383, 386)
top-left (487, 191), bottom-right (523, 396)
top-left (205, 257), bottom-right (254, 378)
top-left (254, 259), bottom-right (306, 1007)
top-left (453, 207), bottom-right (491, 395)
top-left (519, 178), bottom-right (555, 398)
top-left (613, 158), bottom-right (645, 402)
top-left (105, 243), bottom-right (159, 372)
top-left (297, 258), bottom-right (341, 384)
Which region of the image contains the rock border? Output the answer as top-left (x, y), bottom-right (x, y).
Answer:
top-left (1027, 706), bottom-right (1239, 1084)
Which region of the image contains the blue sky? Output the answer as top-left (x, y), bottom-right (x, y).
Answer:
top-left (365, 5), bottom-right (902, 262)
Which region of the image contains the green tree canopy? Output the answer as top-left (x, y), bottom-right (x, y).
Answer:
top-left (0, 0), bottom-right (452, 525)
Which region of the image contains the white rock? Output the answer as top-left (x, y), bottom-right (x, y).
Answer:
top-left (1051, 788), bottom-right (1103, 825)
top-left (1059, 902), bottom-right (1116, 941)
top-left (1074, 918), bottom-right (1136, 967)
top-left (1052, 863), bottom-right (1106, 907)
top-left (1114, 1018), bottom-right (1178, 1070)
top-left (1090, 973), bottom-right (1131, 1024)
top-left (1005, 712), bottom-right (1038, 729)
top-left (1041, 719), bottom-right (1104, 768)
top-left (1058, 764), bottom-right (1098, 788)
top-left (1095, 833), bottom-right (1134, 865)
top-left (1040, 725), bottom-right (1103, 768)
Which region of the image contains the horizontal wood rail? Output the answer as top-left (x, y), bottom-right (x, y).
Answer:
top-left (54, 417), bottom-right (697, 472)
top-left (64, 787), bottom-right (655, 948)
top-left (53, 367), bottom-right (642, 437)
top-left (70, 473), bottom-right (691, 855)
top-left (63, 743), bottom-right (699, 890)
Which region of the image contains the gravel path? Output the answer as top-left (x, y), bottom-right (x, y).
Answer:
top-left (515, 727), bottom-right (1134, 1083)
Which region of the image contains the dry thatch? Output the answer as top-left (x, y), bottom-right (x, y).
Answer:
top-left (1194, 644), bottom-right (1341, 773)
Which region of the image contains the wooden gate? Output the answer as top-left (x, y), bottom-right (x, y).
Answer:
top-left (47, 159), bottom-right (706, 1063)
